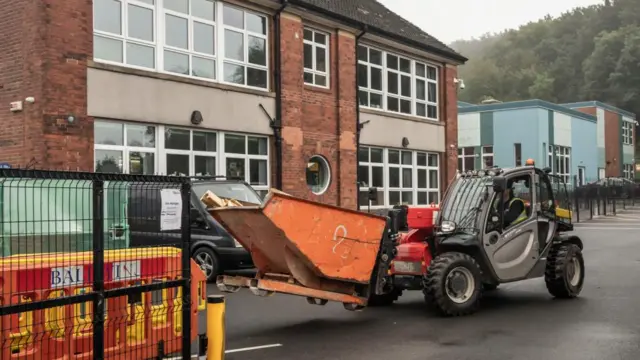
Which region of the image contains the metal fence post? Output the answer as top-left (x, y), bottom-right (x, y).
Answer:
top-left (93, 179), bottom-right (105, 359)
top-left (181, 181), bottom-right (193, 360)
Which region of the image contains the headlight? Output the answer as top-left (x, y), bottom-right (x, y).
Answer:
top-left (441, 220), bottom-right (456, 233)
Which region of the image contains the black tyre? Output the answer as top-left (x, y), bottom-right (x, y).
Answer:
top-left (483, 283), bottom-right (499, 291)
top-left (367, 288), bottom-right (403, 307)
top-left (193, 247), bottom-right (220, 282)
top-left (545, 243), bottom-right (585, 298)
top-left (423, 252), bottom-right (483, 316)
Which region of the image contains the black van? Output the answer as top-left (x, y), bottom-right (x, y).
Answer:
top-left (127, 178), bottom-right (261, 281)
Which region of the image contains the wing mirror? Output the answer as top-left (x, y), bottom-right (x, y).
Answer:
top-left (492, 176), bottom-right (507, 193)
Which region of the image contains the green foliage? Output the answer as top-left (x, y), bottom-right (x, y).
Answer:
top-left (451, 0), bottom-right (640, 118)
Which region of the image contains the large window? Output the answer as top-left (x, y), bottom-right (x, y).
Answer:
top-left (622, 121), bottom-right (633, 145)
top-left (481, 146), bottom-right (494, 168)
top-left (303, 28), bottom-right (329, 87)
top-left (457, 147), bottom-right (475, 172)
top-left (358, 146), bottom-right (440, 208)
top-left (623, 164), bottom-right (634, 179)
top-left (548, 145), bottom-right (571, 183)
top-left (93, 0), bottom-right (269, 90)
top-left (94, 120), bottom-right (270, 195)
top-left (357, 45), bottom-right (439, 120)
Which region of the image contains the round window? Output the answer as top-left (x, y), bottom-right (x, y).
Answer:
top-left (306, 155), bottom-right (331, 195)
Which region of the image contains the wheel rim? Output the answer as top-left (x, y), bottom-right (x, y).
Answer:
top-left (195, 252), bottom-right (214, 277)
top-left (445, 266), bottom-right (476, 304)
top-left (567, 256), bottom-right (581, 287)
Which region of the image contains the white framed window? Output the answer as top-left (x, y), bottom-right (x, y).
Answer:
top-left (358, 146), bottom-right (440, 209)
top-left (623, 164), bottom-right (634, 180)
top-left (457, 147), bottom-right (476, 172)
top-left (303, 27), bottom-right (329, 87)
top-left (94, 120), bottom-right (158, 174)
top-left (357, 44), bottom-right (439, 120)
top-left (92, 0), bottom-right (269, 90)
top-left (93, 120), bottom-right (270, 195)
top-left (481, 146), bottom-right (494, 168)
top-left (622, 121), bottom-right (633, 145)
top-left (549, 145), bottom-right (571, 183)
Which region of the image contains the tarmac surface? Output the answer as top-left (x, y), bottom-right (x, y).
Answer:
top-left (197, 206), bottom-right (640, 360)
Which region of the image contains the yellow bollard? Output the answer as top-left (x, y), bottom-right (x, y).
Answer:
top-left (207, 295), bottom-right (226, 360)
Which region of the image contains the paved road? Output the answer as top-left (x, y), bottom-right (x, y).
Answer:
top-left (199, 207), bottom-right (640, 360)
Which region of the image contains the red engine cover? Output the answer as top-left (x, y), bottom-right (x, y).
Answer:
top-left (405, 206), bottom-right (439, 232)
top-left (392, 242), bottom-right (433, 275)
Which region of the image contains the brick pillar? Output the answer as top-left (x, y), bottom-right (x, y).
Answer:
top-left (443, 64), bottom-right (459, 191)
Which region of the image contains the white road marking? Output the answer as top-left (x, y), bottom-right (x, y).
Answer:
top-left (167, 344), bottom-right (283, 360)
top-left (573, 227), bottom-right (640, 230)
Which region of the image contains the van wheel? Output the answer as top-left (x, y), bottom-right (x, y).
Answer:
top-left (193, 247), bottom-right (220, 282)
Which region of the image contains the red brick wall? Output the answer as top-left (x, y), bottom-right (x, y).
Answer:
top-left (279, 14), bottom-right (357, 209)
top-left (442, 65), bottom-right (459, 191)
top-left (603, 109), bottom-right (621, 177)
top-left (0, 0), bottom-right (93, 171)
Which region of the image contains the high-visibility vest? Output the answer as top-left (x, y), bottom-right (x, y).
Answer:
top-left (495, 197), bottom-right (528, 226)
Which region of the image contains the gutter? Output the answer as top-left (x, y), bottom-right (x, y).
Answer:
top-left (355, 27), bottom-right (367, 208)
top-left (272, 0), bottom-right (289, 190)
top-left (285, 0), bottom-right (467, 64)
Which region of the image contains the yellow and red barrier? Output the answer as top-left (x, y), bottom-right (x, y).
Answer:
top-left (0, 247), bottom-right (207, 359)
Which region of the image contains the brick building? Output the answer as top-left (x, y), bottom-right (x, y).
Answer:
top-left (0, 0), bottom-right (466, 210)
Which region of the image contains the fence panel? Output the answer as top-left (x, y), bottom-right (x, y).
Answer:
top-left (0, 169), bottom-right (202, 359)
top-left (570, 175), bottom-right (638, 222)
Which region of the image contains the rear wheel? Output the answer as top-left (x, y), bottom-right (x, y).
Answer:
top-left (423, 252), bottom-right (483, 316)
top-left (545, 243), bottom-right (584, 298)
top-left (367, 288), bottom-right (403, 307)
top-left (193, 247), bottom-right (220, 282)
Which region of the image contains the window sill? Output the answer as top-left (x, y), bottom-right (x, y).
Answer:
top-left (88, 60), bottom-right (276, 99)
top-left (304, 83), bottom-right (332, 94)
top-left (359, 107), bottom-right (443, 125)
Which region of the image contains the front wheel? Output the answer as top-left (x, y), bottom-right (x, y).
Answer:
top-left (193, 247), bottom-right (220, 282)
top-left (545, 243), bottom-right (585, 298)
top-left (423, 252), bottom-right (483, 316)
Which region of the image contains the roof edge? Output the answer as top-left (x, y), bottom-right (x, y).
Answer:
top-left (286, 0), bottom-right (468, 64)
top-left (458, 99), bottom-right (597, 123)
top-left (561, 101), bottom-right (636, 119)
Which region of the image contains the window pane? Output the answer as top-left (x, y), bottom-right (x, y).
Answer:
top-left (95, 122), bottom-right (123, 145)
top-left (400, 100), bottom-right (411, 114)
top-left (249, 159), bottom-right (268, 185)
top-left (358, 165), bottom-right (369, 186)
top-left (165, 14), bottom-right (188, 49)
top-left (429, 170), bottom-right (438, 189)
top-left (359, 190), bottom-right (383, 207)
top-left (418, 169), bottom-right (427, 188)
top-left (193, 131), bottom-right (217, 151)
top-left (194, 22), bottom-right (215, 55)
top-left (416, 63), bottom-right (426, 77)
top-left (401, 191), bottom-right (413, 204)
top-left (304, 72), bottom-right (314, 84)
top-left (194, 156), bottom-right (215, 176)
top-left (165, 128), bottom-right (190, 150)
top-left (247, 68), bottom-right (267, 88)
top-left (304, 29), bottom-right (313, 41)
top-left (401, 151), bottom-right (412, 165)
top-left (370, 68), bottom-right (382, 90)
top-left (483, 146), bottom-right (493, 154)
top-left (164, 50), bottom-right (189, 74)
top-left (428, 82), bottom-right (437, 102)
top-left (192, 56), bottom-right (216, 79)
top-left (387, 73), bottom-right (398, 94)
top-left (369, 49), bottom-right (382, 65)
top-left (357, 45), bottom-right (367, 61)
top-left (164, 0), bottom-right (188, 13)
top-left (126, 43), bottom-right (155, 68)
top-left (463, 147), bottom-right (474, 156)
top-left (248, 36), bottom-right (266, 65)
top-left (128, 5), bottom-right (153, 41)
top-left (224, 63), bottom-right (245, 84)
top-left (483, 156), bottom-right (493, 167)
top-left (371, 166), bottom-right (383, 187)
top-left (314, 32), bottom-right (326, 45)
top-left (315, 75), bottom-right (327, 86)
top-left (304, 44), bottom-right (314, 70)
top-left (389, 167), bottom-right (400, 187)
top-left (388, 150), bottom-right (400, 164)
top-left (192, 0), bottom-right (215, 21)
top-left (95, 150), bottom-right (123, 173)
top-left (94, 36), bottom-right (123, 62)
top-left (416, 80), bottom-right (426, 100)
top-left (417, 153), bottom-right (427, 166)
top-left (427, 105), bottom-right (437, 119)
top-left (401, 75), bottom-right (411, 97)
top-left (166, 154), bottom-right (189, 176)
top-left (225, 134), bottom-right (246, 154)
top-left (418, 191), bottom-right (428, 205)
top-left (371, 148), bottom-right (383, 163)
top-left (402, 168), bottom-right (412, 187)
top-left (129, 152), bottom-right (155, 175)
top-left (427, 66), bottom-right (437, 80)
top-left (248, 137), bottom-right (268, 155)
top-left (464, 157), bottom-right (474, 171)
top-left (94, 0), bottom-right (121, 34)
top-left (428, 154), bottom-right (438, 167)
top-left (247, 13), bottom-right (266, 34)
top-left (126, 124), bottom-right (155, 147)
top-left (416, 103), bottom-right (426, 117)
top-left (370, 93), bottom-right (382, 108)
top-left (224, 29), bottom-right (244, 61)
top-left (389, 191), bottom-right (400, 206)
top-left (400, 58), bottom-right (411, 73)
top-left (387, 97), bottom-right (399, 112)
top-left (358, 147), bottom-right (369, 162)
top-left (387, 54), bottom-right (398, 69)
top-left (223, 5), bottom-right (244, 28)
top-left (316, 47), bottom-right (326, 72)
top-left (428, 192), bottom-right (439, 204)
top-left (227, 158), bottom-right (246, 179)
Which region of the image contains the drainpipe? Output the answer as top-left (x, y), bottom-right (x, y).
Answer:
top-left (355, 26), bottom-right (367, 208)
top-left (272, 0), bottom-right (288, 190)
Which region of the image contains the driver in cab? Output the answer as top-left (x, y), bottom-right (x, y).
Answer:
top-left (496, 180), bottom-right (528, 228)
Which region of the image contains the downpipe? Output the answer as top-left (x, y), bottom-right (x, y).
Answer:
top-left (272, 0), bottom-right (288, 190)
top-left (354, 26), bottom-right (367, 208)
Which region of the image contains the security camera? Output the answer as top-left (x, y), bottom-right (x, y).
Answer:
top-left (454, 78), bottom-right (466, 89)
top-left (459, 80), bottom-right (466, 89)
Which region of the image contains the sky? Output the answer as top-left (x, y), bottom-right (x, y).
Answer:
top-left (377, 0), bottom-right (604, 44)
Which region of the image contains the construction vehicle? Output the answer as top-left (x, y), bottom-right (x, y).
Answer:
top-left (213, 160), bottom-right (585, 316)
